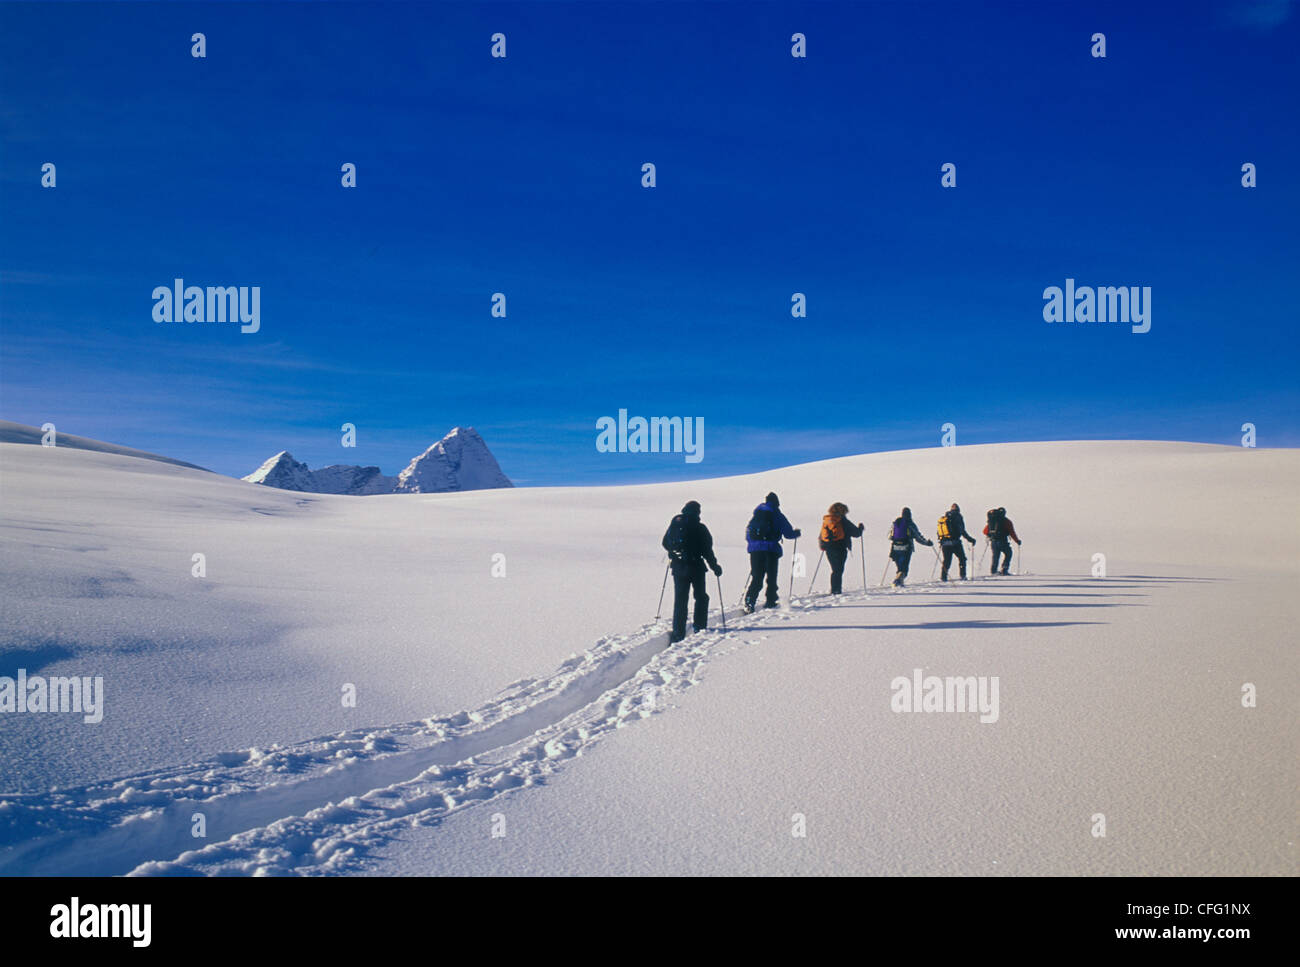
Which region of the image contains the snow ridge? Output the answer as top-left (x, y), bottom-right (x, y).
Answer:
top-left (0, 420), bottom-right (209, 472)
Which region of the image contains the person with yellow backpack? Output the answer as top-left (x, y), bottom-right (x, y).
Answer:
top-left (818, 502), bottom-right (865, 595)
top-left (936, 503), bottom-right (977, 581)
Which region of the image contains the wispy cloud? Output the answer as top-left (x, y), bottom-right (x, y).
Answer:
top-left (1228, 0), bottom-right (1294, 27)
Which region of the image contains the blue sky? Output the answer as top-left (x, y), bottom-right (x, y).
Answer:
top-left (2, 1), bottom-right (1297, 485)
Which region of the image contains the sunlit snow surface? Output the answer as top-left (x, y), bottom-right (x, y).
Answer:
top-left (1, 431), bottom-right (1295, 875)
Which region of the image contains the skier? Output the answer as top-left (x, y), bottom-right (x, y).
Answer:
top-left (744, 492), bottom-right (801, 612)
top-left (818, 502), bottom-right (865, 595)
top-left (661, 500), bottom-right (722, 643)
top-left (888, 507), bottom-right (933, 587)
top-left (937, 502), bottom-right (977, 581)
top-left (983, 507), bottom-right (1022, 575)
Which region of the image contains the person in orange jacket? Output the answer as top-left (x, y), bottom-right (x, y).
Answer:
top-left (983, 507), bottom-right (1022, 575)
top-left (818, 502), bottom-right (865, 595)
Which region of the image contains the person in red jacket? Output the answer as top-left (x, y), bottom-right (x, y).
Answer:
top-left (983, 507), bottom-right (1021, 575)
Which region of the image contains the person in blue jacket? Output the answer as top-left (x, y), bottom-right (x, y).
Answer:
top-left (743, 492), bottom-right (801, 613)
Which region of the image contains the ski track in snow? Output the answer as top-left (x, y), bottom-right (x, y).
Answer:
top-left (0, 571), bottom-right (1031, 876)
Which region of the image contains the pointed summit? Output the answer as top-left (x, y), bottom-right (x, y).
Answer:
top-left (242, 428), bottom-right (511, 495)
top-left (243, 451), bottom-right (312, 490)
top-left (395, 427), bottom-right (513, 493)
top-left (242, 450), bottom-right (396, 495)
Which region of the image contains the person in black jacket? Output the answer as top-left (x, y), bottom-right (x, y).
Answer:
top-left (662, 500), bottom-right (722, 643)
top-left (888, 507), bottom-right (933, 587)
top-left (819, 502), bottom-right (865, 594)
top-left (983, 507), bottom-right (1023, 576)
top-left (939, 502), bottom-right (977, 581)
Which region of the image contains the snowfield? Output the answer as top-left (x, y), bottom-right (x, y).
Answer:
top-left (0, 432), bottom-right (1295, 875)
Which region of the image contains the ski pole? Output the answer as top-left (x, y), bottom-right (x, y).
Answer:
top-left (807, 551), bottom-right (824, 595)
top-left (1017, 542), bottom-right (1024, 575)
top-left (788, 537), bottom-right (797, 603)
top-left (716, 572), bottom-right (727, 630)
top-left (978, 538), bottom-right (989, 569)
top-left (859, 541), bottom-right (867, 592)
top-left (930, 543), bottom-right (941, 581)
top-left (655, 561), bottom-right (669, 619)
top-left (880, 554), bottom-right (891, 587)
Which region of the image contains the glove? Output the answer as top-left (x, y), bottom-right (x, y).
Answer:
top-left (1016, 539), bottom-right (1022, 546)
top-left (711, 563), bottom-right (722, 577)
top-left (792, 529), bottom-right (802, 539)
top-left (966, 536), bottom-right (976, 545)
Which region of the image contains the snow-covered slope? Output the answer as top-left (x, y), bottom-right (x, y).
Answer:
top-left (242, 427), bottom-right (511, 495)
top-left (0, 437), bottom-right (1295, 876)
top-left (0, 420), bottom-right (208, 472)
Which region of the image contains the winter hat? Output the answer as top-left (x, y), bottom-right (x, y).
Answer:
top-left (951, 503), bottom-right (960, 512)
top-left (901, 507), bottom-right (912, 518)
top-left (682, 500), bottom-right (701, 516)
top-left (828, 502), bottom-right (848, 516)
top-left (997, 507), bottom-right (1006, 514)
top-left (766, 492), bottom-right (780, 508)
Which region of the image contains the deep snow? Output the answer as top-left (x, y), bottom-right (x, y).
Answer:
top-left (0, 435), bottom-right (1295, 875)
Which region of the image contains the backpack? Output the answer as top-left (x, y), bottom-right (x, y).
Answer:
top-left (987, 508), bottom-right (1006, 540)
top-left (937, 511), bottom-right (958, 542)
top-left (891, 518), bottom-right (909, 541)
top-left (747, 508), bottom-right (778, 544)
top-left (819, 514), bottom-right (845, 549)
top-left (664, 515), bottom-right (691, 559)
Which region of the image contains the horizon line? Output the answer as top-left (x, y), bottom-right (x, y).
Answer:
top-left (2, 420), bottom-right (1290, 492)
